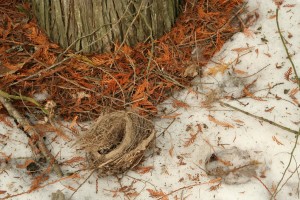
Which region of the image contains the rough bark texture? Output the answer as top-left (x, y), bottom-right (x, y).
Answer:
top-left (31, 0), bottom-right (180, 53)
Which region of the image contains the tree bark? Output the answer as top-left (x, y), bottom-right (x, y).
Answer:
top-left (31, 0), bottom-right (180, 53)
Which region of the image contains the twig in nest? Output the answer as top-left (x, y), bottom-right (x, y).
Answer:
top-left (0, 95), bottom-right (63, 177)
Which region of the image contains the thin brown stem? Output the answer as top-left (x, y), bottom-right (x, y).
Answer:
top-left (0, 96), bottom-right (63, 177)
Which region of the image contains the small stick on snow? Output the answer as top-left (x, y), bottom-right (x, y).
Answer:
top-left (220, 101), bottom-right (298, 135)
top-left (0, 95), bottom-right (63, 177)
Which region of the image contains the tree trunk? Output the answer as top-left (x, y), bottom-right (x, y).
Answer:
top-left (31, 0), bottom-right (180, 53)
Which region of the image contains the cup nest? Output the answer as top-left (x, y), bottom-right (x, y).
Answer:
top-left (77, 111), bottom-right (155, 176)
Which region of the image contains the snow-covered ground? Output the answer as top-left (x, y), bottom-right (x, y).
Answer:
top-left (0, 0), bottom-right (299, 199)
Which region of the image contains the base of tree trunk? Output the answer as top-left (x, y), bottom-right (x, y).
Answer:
top-left (32, 0), bottom-right (180, 53)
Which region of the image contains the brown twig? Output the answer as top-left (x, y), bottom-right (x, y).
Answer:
top-left (274, 163), bottom-right (300, 198)
top-left (156, 118), bottom-right (176, 138)
top-left (253, 176), bottom-right (272, 196)
top-left (157, 178), bottom-right (222, 200)
top-left (158, 183), bottom-right (201, 200)
top-left (0, 96), bottom-right (63, 177)
top-left (270, 7), bottom-right (300, 200)
top-left (68, 169), bottom-right (96, 200)
top-left (1, 173), bottom-right (78, 199)
top-left (220, 101), bottom-right (298, 135)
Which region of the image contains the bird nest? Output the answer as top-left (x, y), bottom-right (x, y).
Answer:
top-left (77, 111), bottom-right (155, 176)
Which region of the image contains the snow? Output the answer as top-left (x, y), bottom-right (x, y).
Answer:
top-left (0, 0), bottom-right (299, 199)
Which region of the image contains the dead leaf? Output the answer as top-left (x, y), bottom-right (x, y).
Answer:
top-left (205, 64), bottom-right (229, 76)
top-left (234, 69), bottom-right (247, 75)
top-left (30, 174), bottom-right (50, 192)
top-left (161, 113), bottom-right (181, 119)
top-left (62, 156), bottom-right (85, 165)
top-left (243, 88), bottom-right (265, 101)
top-left (132, 79), bottom-right (149, 102)
top-left (169, 145), bottom-right (174, 157)
top-left (272, 136), bottom-right (283, 145)
top-left (274, 0), bottom-right (283, 7)
top-left (231, 47), bottom-right (252, 53)
top-left (134, 166), bottom-right (154, 174)
top-left (184, 133), bottom-right (198, 147)
top-left (16, 159), bottom-right (35, 169)
top-left (283, 4), bottom-right (296, 7)
top-left (196, 124), bottom-right (203, 133)
top-left (233, 119), bottom-right (245, 124)
top-left (183, 64), bottom-right (198, 77)
top-left (0, 115), bottom-right (13, 127)
top-left (289, 88), bottom-right (299, 105)
top-left (244, 11), bottom-right (259, 27)
top-left (0, 190), bottom-right (6, 195)
top-left (269, 15), bottom-right (276, 19)
top-left (63, 185), bottom-right (76, 191)
top-left (265, 107), bottom-right (275, 112)
top-left (147, 189), bottom-right (168, 200)
top-left (0, 62), bottom-right (23, 77)
top-left (243, 28), bottom-right (255, 38)
top-left (0, 152), bottom-right (11, 163)
top-left (243, 79), bottom-right (265, 101)
top-left (255, 49), bottom-right (259, 56)
top-left (172, 99), bottom-right (190, 109)
top-left (210, 182), bottom-right (222, 191)
top-left (156, 43), bottom-right (171, 63)
top-left (53, 127), bottom-right (71, 141)
top-left (284, 67), bottom-right (292, 81)
top-left (69, 116), bottom-right (78, 129)
top-left (217, 157), bottom-right (233, 166)
top-left (127, 192), bottom-right (139, 198)
top-left (208, 115), bottom-right (234, 128)
top-left (209, 177), bottom-right (222, 184)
